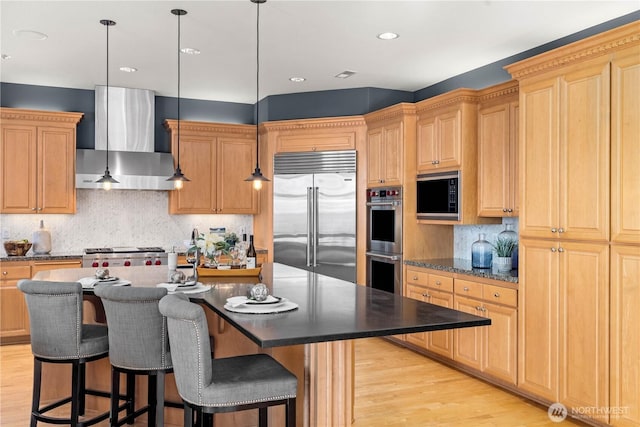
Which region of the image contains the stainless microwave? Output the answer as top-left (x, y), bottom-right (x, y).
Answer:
top-left (416, 171), bottom-right (460, 220)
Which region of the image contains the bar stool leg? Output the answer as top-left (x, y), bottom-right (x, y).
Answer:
top-left (30, 359), bottom-right (42, 427)
top-left (286, 398), bottom-right (296, 427)
top-left (183, 403), bottom-right (193, 427)
top-left (79, 363), bottom-right (86, 415)
top-left (258, 407), bottom-right (267, 427)
top-left (110, 367), bottom-right (120, 427)
top-left (70, 361), bottom-right (80, 426)
top-left (156, 371), bottom-right (165, 427)
top-left (148, 374), bottom-right (157, 426)
top-left (126, 373), bottom-right (135, 424)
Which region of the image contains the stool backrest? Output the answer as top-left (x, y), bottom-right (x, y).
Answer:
top-left (17, 280), bottom-right (84, 359)
top-left (158, 294), bottom-right (213, 403)
top-left (94, 285), bottom-right (170, 370)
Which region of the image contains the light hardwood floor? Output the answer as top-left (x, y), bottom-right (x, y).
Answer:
top-left (1, 338), bottom-right (581, 426)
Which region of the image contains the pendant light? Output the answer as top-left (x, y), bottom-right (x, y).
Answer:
top-left (245, 0), bottom-right (270, 191)
top-left (96, 19), bottom-right (119, 191)
top-left (166, 8), bottom-right (190, 190)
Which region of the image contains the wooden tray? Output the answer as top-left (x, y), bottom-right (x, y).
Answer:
top-left (197, 266), bottom-right (261, 277)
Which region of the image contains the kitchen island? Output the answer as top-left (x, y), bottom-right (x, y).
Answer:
top-left (32, 263), bottom-right (490, 426)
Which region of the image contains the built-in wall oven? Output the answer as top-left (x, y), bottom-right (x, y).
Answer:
top-left (366, 187), bottom-right (402, 294)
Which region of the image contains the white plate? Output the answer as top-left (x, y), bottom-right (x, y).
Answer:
top-left (224, 300), bottom-right (299, 314)
top-left (226, 295), bottom-right (283, 307)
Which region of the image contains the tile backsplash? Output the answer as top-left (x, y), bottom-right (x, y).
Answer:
top-left (453, 218), bottom-right (519, 261)
top-left (0, 190), bottom-right (253, 255)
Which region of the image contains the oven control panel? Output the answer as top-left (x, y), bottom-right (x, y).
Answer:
top-left (367, 187), bottom-right (402, 201)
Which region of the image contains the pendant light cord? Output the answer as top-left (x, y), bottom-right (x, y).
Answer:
top-left (105, 21), bottom-right (110, 172)
top-left (255, 0), bottom-right (260, 169)
top-left (176, 11), bottom-right (182, 170)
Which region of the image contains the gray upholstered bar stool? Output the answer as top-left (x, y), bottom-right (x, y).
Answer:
top-left (93, 285), bottom-right (182, 427)
top-left (158, 294), bottom-right (297, 427)
top-left (17, 280), bottom-right (111, 427)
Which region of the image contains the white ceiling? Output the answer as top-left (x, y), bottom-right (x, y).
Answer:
top-left (1, 1), bottom-right (638, 105)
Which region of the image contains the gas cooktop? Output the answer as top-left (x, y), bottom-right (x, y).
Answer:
top-left (84, 247), bottom-right (165, 254)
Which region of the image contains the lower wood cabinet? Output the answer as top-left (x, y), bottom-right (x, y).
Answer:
top-left (454, 279), bottom-right (517, 385)
top-left (0, 258), bottom-right (81, 344)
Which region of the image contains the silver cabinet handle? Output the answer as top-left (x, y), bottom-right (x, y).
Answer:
top-left (507, 208), bottom-right (513, 213)
top-left (2, 271), bottom-right (7, 276)
top-left (502, 208), bottom-right (508, 212)
top-left (551, 247), bottom-right (557, 252)
top-left (494, 292), bottom-right (500, 298)
top-left (558, 228), bottom-right (564, 233)
top-left (551, 228), bottom-right (557, 233)
top-left (435, 280), bottom-right (441, 286)
top-left (422, 293), bottom-right (431, 298)
top-left (463, 286), bottom-right (469, 291)
top-left (306, 187), bottom-right (313, 267)
top-left (475, 306), bottom-right (482, 311)
top-left (31, 207), bottom-right (37, 211)
top-left (558, 247), bottom-right (564, 253)
top-left (413, 276), bottom-right (418, 280)
top-left (366, 252), bottom-right (400, 261)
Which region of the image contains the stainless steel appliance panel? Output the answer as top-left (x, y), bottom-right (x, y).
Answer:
top-left (366, 187), bottom-right (403, 254)
top-left (366, 251), bottom-right (402, 294)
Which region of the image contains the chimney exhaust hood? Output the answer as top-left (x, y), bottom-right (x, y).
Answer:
top-left (76, 86), bottom-right (175, 190)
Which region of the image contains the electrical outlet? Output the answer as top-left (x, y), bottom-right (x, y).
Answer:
top-left (1, 228), bottom-right (9, 239)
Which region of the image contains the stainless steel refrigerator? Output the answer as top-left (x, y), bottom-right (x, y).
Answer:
top-left (273, 150), bottom-right (356, 282)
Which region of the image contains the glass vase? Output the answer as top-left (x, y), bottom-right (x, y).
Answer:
top-left (471, 233), bottom-right (493, 269)
top-left (498, 223), bottom-right (518, 243)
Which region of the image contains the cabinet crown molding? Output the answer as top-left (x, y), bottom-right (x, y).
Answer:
top-left (163, 119), bottom-right (254, 137)
top-left (477, 80), bottom-right (519, 102)
top-left (505, 21), bottom-right (640, 80)
top-left (0, 108), bottom-right (83, 124)
top-left (415, 89), bottom-right (479, 114)
top-left (364, 103), bottom-right (416, 124)
top-left (262, 116), bottom-right (366, 132)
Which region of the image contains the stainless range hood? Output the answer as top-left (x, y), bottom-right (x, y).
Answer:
top-left (76, 86), bottom-right (175, 190)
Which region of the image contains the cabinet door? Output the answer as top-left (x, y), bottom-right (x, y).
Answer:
top-left (38, 126), bottom-right (76, 213)
top-left (416, 115), bottom-right (437, 172)
top-left (0, 264), bottom-right (31, 343)
top-left (478, 103), bottom-right (511, 217)
top-left (611, 46), bottom-right (640, 245)
top-left (0, 124), bottom-right (37, 213)
top-left (482, 301), bottom-right (517, 385)
top-left (519, 78), bottom-right (560, 238)
top-left (518, 238), bottom-right (559, 400)
top-left (169, 135), bottom-right (216, 214)
top-left (436, 108), bottom-right (462, 170)
top-left (405, 283), bottom-right (428, 349)
top-left (558, 241), bottom-right (609, 414)
top-left (610, 244), bottom-right (640, 426)
top-left (366, 128), bottom-right (384, 187)
top-left (426, 289), bottom-right (454, 359)
top-left (454, 295), bottom-right (482, 371)
top-left (217, 137), bottom-right (258, 214)
top-left (558, 60), bottom-right (610, 242)
top-left (381, 123), bottom-right (402, 186)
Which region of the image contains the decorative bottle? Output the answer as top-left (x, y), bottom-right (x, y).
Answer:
top-left (246, 235), bottom-right (257, 269)
top-left (471, 233), bottom-right (492, 269)
top-left (32, 220), bottom-right (52, 254)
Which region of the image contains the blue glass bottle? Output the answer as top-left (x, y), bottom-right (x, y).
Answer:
top-left (471, 233), bottom-right (492, 269)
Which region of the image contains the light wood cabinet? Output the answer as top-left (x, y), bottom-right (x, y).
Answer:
top-left (454, 279), bottom-right (517, 385)
top-left (364, 104), bottom-right (415, 188)
top-left (611, 46), bottom-right (640, 245)
top-left (518, 238), bottom-right (609, 413)
top-left (415, 89), bottom-right (477, 173)
top-left (165, 120), bottom-right (258, 215)
top-left (0, 262), bottom-right (31, 344)
top-left (477, 81), bottom-right (519, 217)
top-left (517, 57), bottom-right (610, 242)
top-left (405, 267), bottom-right (454, 358)
top-left (610, 244), bottom-right (640, 427)
top-left (0, 108), bottom-right (82, 214)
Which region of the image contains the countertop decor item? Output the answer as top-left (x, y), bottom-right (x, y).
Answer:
top-left (32, 220), bottom-right (52, 254)
top-left (3, 240), bottom-right (32, 256)
top-left (471, 233), bottom-right (492, 269)
top-left (492, 236), bottom-right (517, 273)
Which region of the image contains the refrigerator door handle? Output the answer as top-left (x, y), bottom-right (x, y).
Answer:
top-left (313, 186), bottom-right (319, 267)
top-left (307, 187), bottom-right (313, 267)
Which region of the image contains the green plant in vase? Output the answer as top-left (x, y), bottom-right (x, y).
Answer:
top-left (492, 236), bottom-right (517, 272)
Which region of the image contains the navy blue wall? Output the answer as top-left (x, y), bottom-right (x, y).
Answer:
top-left (2, 10), bottom-right (638, 151)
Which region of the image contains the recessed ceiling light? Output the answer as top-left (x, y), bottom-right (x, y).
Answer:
top-left (289, 77), bottom-right (306, 83)
top-left (180, 47), bottom-right (200, 55)
top-left (377, 32), bottom-right (399, 40)
top-left (335, 70), bottom-right (356, 79)
top-left (119, 66), bottom-right (138, 73)
top-left (13, 29), bottom-right (48, 40)
top-left (1, 54), bottom-right (12, 60)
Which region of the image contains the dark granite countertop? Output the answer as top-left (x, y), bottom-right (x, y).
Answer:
top-left (0, 253), bottom-right (83, 263)
top-left (405, 258), bottom-right (518, 284)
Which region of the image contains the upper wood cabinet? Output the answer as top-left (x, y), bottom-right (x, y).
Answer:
top-left (611, 46), bottom-right (640, 245)
top-left (0, 108), bottom-right (82, 214)
top-left (364, 103), bottom-right (415, 188)
top-left (164, 120), bottom-right (258, 215)
top-left (477, 81), bottom-right (519, 217)
top-left (415, 89), bottom-right (477, 173)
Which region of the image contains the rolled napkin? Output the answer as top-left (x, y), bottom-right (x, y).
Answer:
top-left (78, 277), bottom-right (99, 288)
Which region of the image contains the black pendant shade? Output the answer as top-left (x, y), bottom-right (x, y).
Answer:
top-left (245, 0), bottom-right (270, 190)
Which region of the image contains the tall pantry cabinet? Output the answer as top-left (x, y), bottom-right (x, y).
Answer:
top-left (506, 22), bottom-right (639, 426)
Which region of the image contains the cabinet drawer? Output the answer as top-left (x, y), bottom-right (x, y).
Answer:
top-left (483, 284), bottom-right (517, 308)
top-left (406, 269), bottom-right (429, 286)
top-left (428, 274), bottom-right (453, 293)
top-left (0, 265), bottom-right (31, 282)
top-left (455, 279), bottom-right (483, 299)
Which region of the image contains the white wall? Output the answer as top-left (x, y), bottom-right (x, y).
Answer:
top-left (0, 189), bottom-right (253, 255)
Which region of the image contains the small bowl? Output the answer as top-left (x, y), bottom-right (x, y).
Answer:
top-left (4, 241), bottom-right (33, 256)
